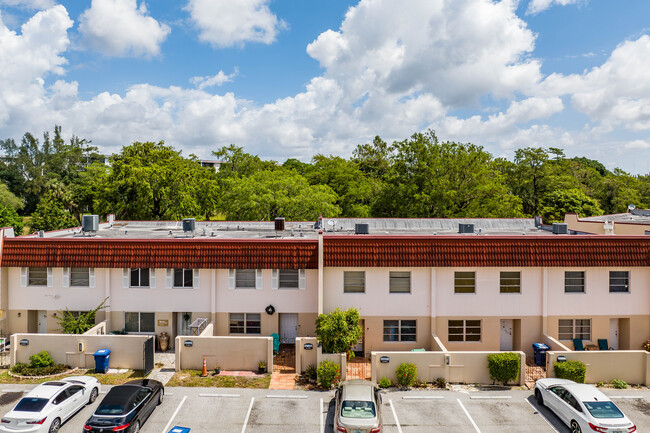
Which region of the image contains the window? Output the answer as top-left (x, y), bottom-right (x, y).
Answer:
top-left (609, 271), bottom-right (629, 293)
top-left (53, 391), bottom-right (70, 405)
top-left (70, 268), bottom-right (90, 287)
top-left (173, 269), bottom-right (193, 288)
top-left (236, 269), bottom-right (256, 289)
top-left (558, 319), bottom-right (591, 340)
top-left (389, 271), bottom-right (411, 293)
top-left (130, 268), bottom-right (150, 287)
top-left (454, 272), bottom-right (475, 294)
top-left (279, 269), bottom-right (299, 289)
top-left (383, 320), bottom-right (416, 342)
top-left (344, 271), bottom-right (365, 293)
top-left (500, 271), bottom-right (520, 293)
top-left (565, 271), bottom-right (585, 293)
top-left (124, 312), bottom-right (155, 333)
top-left (448, 320), bottom-right (481, 342)
top-left (28, 267), bottom-right (47, 286)
top-left (229, 313), bottom-right (261, 334)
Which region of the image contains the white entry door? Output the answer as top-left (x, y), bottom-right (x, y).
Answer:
top-left (37, 310), bottom-right (47, 333)
top-left (279, 313), bottom-right (298, 344)
top-left (609, 319), bottom-right (618, 350)
top-left (500, 319), bottom-right (513, 351)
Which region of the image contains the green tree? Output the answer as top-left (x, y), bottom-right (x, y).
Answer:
top-left (352, 136), bottom-right (393, 179)
top-left (539, 188), bottom-right (603, 222)
top-left (315, 308), bottom-right (363, 358)
top-left (220, 169), bottom-right (340, 220)
top-left (56, 298), bottom-right (108, 334)
top-left (94, 141), bottom-right (218, 220)
top-left (0, 204), bottom-right (24, 234)
top-left (212, 144), bottom-right (278, 178)
top-left (29, 191), bottom-right (78, 232)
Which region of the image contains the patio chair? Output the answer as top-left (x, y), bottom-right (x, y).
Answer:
top-left (270, 333), bottom-right (280, 355)
top-left (573, 338), bottom-right (584, 351)
top-left (598, 339), bottom-right (612, 350)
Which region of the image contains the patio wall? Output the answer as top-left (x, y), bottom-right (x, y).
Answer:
top-left (546, 350), bottom-right (650, 385)
top-left (11, 333), bottom-right (150, 370)
top-left (371, 351), bottom-right (526, 386)
top-left (175, 335), bottom-right (273, 372)
top-left (83, 321), bottom-right (108, 335)
top-left (295, 337), bottom-right (317, 373)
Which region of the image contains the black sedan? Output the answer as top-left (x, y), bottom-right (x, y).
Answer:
top-left (83, 379), bottom-right (163, 433)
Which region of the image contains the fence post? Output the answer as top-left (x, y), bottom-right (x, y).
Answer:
top-left (519, 352), bottom-right (526, 386)
top-left (174, 336), bottom-right (181, 372)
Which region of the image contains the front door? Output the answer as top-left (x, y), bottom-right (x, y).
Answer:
top-left (500, 319), bottom-right (513, 351)
top-left (37, 310), bottom-right (47, 333)
top-left (178, 312), bottom-right (191, 336)
top-left (609, 319), bottom-right (618, 350)
top-left (279, 313), bottom-right (298, 344)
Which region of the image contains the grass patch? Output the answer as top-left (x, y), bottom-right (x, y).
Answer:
top-left (0, 369), bottom-right (145, 385)
top-left (167, 370), bottom-right (271, 388)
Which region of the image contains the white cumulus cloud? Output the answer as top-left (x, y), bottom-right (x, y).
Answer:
top-left (78, 0), bottom-right (170, 58)
top-left (185, 0), bottom-right (287, 48)
top-left (526, 0), bottom-right (582, 15)
top-left (190, 69), bottom-right (238, 90)
top-left (0, 0), bottom-right (56, 10)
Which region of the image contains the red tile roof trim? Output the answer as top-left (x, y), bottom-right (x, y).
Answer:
top-left (323, 236), bottom-right (650, 267)
top-left (1, 238), bottom-right (319, 269)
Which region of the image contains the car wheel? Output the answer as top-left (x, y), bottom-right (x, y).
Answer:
top-left (131, 421), bottom-right (140, 433)
top-left (158, 391), bottom-right (163, 405)
top-left (570, 420), bottom-right (582, 433)
top-left (535, 389), bottom-right (544, 406)
top-left (48, 417), bottom-right (61, 433)
top-left (89, 387), bottom-right (99, 404)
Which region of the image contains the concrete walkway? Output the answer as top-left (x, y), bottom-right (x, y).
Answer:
top-left (148, 351), bottom-right (176, 385)
top-left (269, 371), bottom-right (296, 389)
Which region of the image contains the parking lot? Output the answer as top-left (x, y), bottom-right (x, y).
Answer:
top-left (0, 385), bottom-right (648, 433)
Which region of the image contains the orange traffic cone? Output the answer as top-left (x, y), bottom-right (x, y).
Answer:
top-left (200, 357), bottom-right (208, 377)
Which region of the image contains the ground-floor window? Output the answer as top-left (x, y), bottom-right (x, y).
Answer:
top-left (448, 320), bottom-right (481, 342)
top-left (383, 320), bottom-right (416, 342)
top-left (229, 313), bottom-right (261, 334)
top-left (124, 312), bottom-right (155, 333)
top-left (558, 319), bottom-right (591, 341)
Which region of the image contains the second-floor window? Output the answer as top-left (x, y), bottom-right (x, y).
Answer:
top-left (609, 271), bottom-right (629, 293)
top-left (271, 269), bottom-right (306, 290)
top-left (174, 269), bottom-right (193, 288)
top-left (28, 267), bottom-right (48, 286)
top-left (131, 268), bottom-right (150, 287)
top-left (454, 271), bottom-right (475, 294)
top-left (344, 271), bottom-right (365, 293)
top-left (70, 268), bottom-right (90, 286)
top-left (236, 269), bottom-right (256, 289)
top-left (565, 271), bottom-right (585, 293)
top-left (500, 271), bottom-right (521, 293)
top-left (389, 271), bottom-right (411, 293)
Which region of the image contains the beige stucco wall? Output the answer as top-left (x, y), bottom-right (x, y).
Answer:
top-left (360, 316), bottom-right (431, 355)
top-left (546, 350), bottom-right (650, 385)
top-left (371, 351), bottom-right (526, 385)
top-left (564, 213), bottom-right (650, 235)
top-left (11, 333), bottom-right (151, 370)
top-left (214, 312), bottom-right (316, 337)
top-left (175, 335), bottom-right (273, 371)
top-left (295, 337), bottom-right (318, 373)
top-left (546, 315), bottom-right (650, 350)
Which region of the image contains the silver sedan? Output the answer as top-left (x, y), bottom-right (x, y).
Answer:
top-left (334, 380), bottom-right (382, 433)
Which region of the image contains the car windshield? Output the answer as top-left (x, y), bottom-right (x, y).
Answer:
top-left (341, 400), bottom-right (376, 418)
top-left (14, 398), bottom-right (48, 412)
top-left (95, 404), bottom-right (126, 415)
top-left (583, 401), bottom-right (624, 419)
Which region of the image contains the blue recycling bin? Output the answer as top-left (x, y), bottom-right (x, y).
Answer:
top-left (168, 428), bottom-right (190, 433)
top-left (93, 349), bottom-right (111, 373)
top-left (532, 343), bottom-right (549, 367)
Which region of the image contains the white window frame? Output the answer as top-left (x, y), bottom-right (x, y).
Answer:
top-left (124, 268), bottom-right (155, 289)
top-left (609, 270), bottom-right (629, 293)
top-left (499, 271), bottom-right (521, 294)
top-left (564, 271), bottom-right (585, 293)
top-left (23, 267), bottom-right (52, 287)
top-left (168, 268), bottom-right (198, 289)
top-left (68, 268), bottom-right (94, 287)
top-left (228, 313), bottom-right (261, 335)
top-left (558, 319), bottom-right (591, 341)
top-left (389, 271), bottom-right (411, 294)
top-left (448, 319), bottom-right (481, 342)
top-left (343, 271), bottom-right (365, 293)
top-left (383, 319), bottom-right (417, 342)
top-left (124, 312), bottom-right (155, 334)
top-left (271, 269), bottom-right (306, 290)
top-left (454, 271), bottom-right (476, 294)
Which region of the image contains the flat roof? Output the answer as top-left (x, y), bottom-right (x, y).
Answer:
top-left (19, 217), bottom-right (558, 240)
top-left (576, 212), bottom-right (650, 225)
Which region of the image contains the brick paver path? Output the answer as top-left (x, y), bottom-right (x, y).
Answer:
top-left (269, 343), bottom-right (297, 390)
top-left (525, 359), bottom-right (546, 389)
top-left (346, 356), bottom-right (371, 380)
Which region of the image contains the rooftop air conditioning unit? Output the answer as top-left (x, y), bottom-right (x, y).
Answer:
top-left (355, 223), bottom-right (370, 234)
top-left (459, 223), bottom-right (474, 234)
top-left (182, 218), bottom-right (196, 232)
top-left (82, 215), bottom-right (99, 232)
top-left (275, 217), bottom-right (285, 231)
top-left (552, 223), bottom-right (568, 234)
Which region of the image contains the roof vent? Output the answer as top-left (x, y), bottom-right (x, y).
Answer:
top-left (38, 230), bottom-right (44, 238)
top-left (275, 217), bottom-right (285, 231)
top-left (459, 223), bottom-right (474, 234)
top-left (182, 218), bottom-right (196, 233)
top-left (552, 223), bottom-right (568, 235)
top-left (355, 223), bottom-right (370, 235)
top-left (82, 215), bottom-right (99, 233)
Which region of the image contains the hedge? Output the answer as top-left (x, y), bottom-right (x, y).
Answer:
top-left (487, 352), bottom-right (520, 385)
top-left (554, 360), bottom-right (586, 383)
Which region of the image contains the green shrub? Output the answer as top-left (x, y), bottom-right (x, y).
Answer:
top-left (317, 360), bottom-right (341, 389)
top-left (10, 363), bottom-right (69, 376)
top-left (304, 364), bottom-right (317, 381)
top-left (395, 363), bottom-right (418, 387)
top-left (487, 352), bottom-right (520, 385)
top-left (554, 360), bottom-right (586, 383)
top-left (379, 377), bottom-right (392, 388)
top-left (10, 363), bottom-right (28, 375)
top-left (29, 351), bottom-right (54, 368)
top-left (433, 377), bottom-right (447, 389)
top-left (611, 379), bottom-right (628, 389)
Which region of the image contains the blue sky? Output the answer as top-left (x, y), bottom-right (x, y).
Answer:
top-left (0, 0), bottom-right (649, 173)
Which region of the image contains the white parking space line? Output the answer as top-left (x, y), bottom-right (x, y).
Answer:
top-left (388, 400), bottom-right (403, 433)
top-left (266, 394), bottom-right (308, 399)
top-left (241, 397), bottom-right (254, 433)
top-left (198, 393), bottom-right (240, 398)
top-left (320, 398), bottom-right (324, 433)
top-left (525, 398), bottom-right (560, 433)
top-left (402, 395), bottom-right (444, 399)
top-left (161, 395), bottom-right (187, 433)
top-left (469, 395), bottom-right (512, 399)
top-left (457, 399), bottom-right (482, 433)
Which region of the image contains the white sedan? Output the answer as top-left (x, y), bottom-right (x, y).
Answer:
top-left (1, 376), bottom-right (100, 433)
top-left (534, 378), bottom-right (636, 433)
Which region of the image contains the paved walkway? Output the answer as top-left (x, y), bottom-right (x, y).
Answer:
top-left (346, 356), bottom-right (371, 380)
top-left (525, 359), bottom-right (546, 389)
top-left (269, 344), bottom-right (296, 390)
top-left (148, 351), bottom-right (176, 385)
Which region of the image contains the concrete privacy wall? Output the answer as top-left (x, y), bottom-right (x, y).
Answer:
top-left (317, 347), bottom-right (347, 381)
top-left (83, 321), bottom-right (107, 335)
top-left (175, 335), bottom-right (273, 372)
top-left (200, 323), bottom-right (214, 336)
top-left (543, 335), bottom-right (570, 351)
top-left (295, 337), bottom-right (318, 373)
top-left (547, 350), bottom-right (650, 385)
top-left (11, 333), bottom-right (150, 370)
top-left (371, 351), bottom-right (526, 386)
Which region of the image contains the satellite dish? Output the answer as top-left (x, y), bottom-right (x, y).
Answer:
top-left (327, 220), bottom-right (335, 226)
top-left (628, 204), bottom-right (636, 211)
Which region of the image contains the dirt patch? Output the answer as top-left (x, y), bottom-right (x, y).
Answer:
top-left (166, 370), bottom-right (271, 388)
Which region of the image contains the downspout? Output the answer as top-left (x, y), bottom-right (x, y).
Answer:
top-left (318, 230), bottom-right (324, 315)
top-left (542, 267), bottom-right (548, 335)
